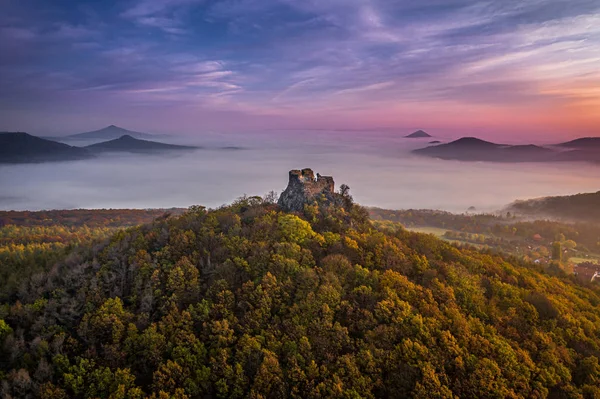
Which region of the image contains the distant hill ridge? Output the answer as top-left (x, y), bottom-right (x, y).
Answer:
top-left (85, 134), bottom-right (198, 153)
top-left (0, 132), bottom-right (92, 163)
top-left (556, 137), bottom-right (600, 149)
top-left (413, 136), bottom-right (600, 164)
top-left (442, 137), bottom-right (501, 148)
top-left (506, 191), bottom-right (600, 223)
top-left (0, 132), bottom-right (199, 163)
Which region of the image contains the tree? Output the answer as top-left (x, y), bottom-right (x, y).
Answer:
top-left (263, 191), bottom-right (279, 204)
top-left (339, 184), bottom-right (353, 208)
top-left (167, 257), bottom-right (200, 306)
top-left (552, 242), bottom-right (562, 262)
top-left (0, 319), bottom-right (12, 342)
top-left (277, 215), bottom-right (318, 245)
top-left (249, 350), bottom-right (287, 398)
top-left (574, 356), bottom-right (600, 386)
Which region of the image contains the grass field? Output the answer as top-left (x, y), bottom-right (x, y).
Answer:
top-left (406, 226), bottom-right (490, 249)
top-left (405, 226), bottom-right (449, 237)
top-left (570, 256), bottom-right (600, 265)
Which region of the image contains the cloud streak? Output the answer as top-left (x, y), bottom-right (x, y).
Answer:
top-left (0, 0), bottom-right (599, 139)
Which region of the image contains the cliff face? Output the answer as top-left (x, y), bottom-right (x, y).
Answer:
top-left (278, 168), bottom-right (335, 212)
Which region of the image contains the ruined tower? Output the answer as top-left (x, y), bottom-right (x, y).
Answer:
top-left (278, 168), bottom-right (335, 212)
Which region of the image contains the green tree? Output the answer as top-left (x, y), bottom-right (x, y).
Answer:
top-left (0, 319), bottom-right (12, 341)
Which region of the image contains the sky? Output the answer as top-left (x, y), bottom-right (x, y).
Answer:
top-left (1, 0), bottom-right (599, 140)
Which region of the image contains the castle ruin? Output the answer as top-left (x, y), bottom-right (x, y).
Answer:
top-left (278, 168), bottom-right (335, 212)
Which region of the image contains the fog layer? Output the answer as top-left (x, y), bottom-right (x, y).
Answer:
top-left (2, 131), bottom-right (599, 212)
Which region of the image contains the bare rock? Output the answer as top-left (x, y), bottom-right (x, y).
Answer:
top-left (278, 168), bottom-right (335, 212)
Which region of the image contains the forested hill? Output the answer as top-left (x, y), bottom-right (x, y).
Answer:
top-left (507, 191), bottom-right (600, 223)
top-left (1, 195), bottom-right (600, 398)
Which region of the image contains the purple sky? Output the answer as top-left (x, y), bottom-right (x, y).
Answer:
top-left (1, 0), bottom-right (599, 141)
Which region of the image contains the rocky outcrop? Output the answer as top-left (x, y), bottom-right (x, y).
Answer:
top-left (278, 168), bottom-right (335, 212)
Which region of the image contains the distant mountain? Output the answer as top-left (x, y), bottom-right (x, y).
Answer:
top-left (85, 135), bottom-right (198, 153)
top-left (413, 137), bottom-right (563, 163)
top-left (503, 144), bottom-right (555, 156)
top-left (554, 149), bottom-right (600, 163)
top-left (445, 137), bottom-right (501, 148)
top-left (67, 125), bottom-right (155, 140)
top-left (0, 132), bottom-right (92, 163)
top-left (405, 130), bottom-right (432, 138)
top-left (506, 191), bottom-right (600, 223)
top-left (556, 137), bottom-right (600, 149)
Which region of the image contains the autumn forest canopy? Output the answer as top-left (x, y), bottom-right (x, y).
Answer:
top-left (0, 188), bottom-right (600, 399)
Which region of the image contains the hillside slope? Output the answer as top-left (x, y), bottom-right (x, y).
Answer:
top-left (0, 209), bottom-right (185, 302)
top-left (1, 195), bottom-right (600, 398)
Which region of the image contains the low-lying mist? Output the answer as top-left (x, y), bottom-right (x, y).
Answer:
top-left (2, 131), bottom-right (600, 212)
